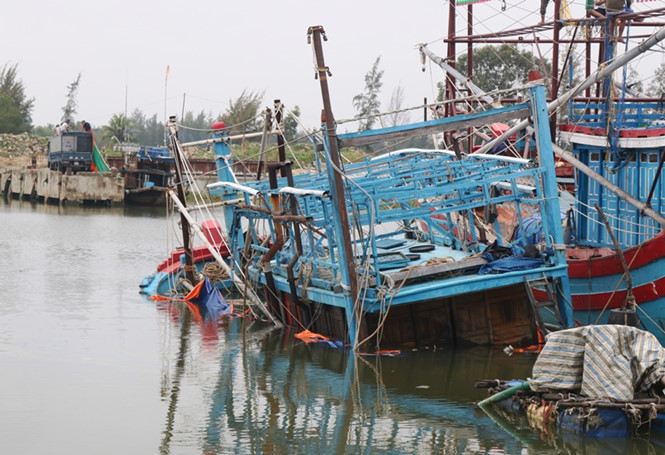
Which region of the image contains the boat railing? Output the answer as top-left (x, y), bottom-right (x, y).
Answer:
top-left (227, 148), bottom-right (559, 291)
top-left (568, 101), bottom-right (665, 128)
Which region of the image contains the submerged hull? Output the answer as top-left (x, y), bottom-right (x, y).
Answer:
top-left (140, 220), bottom-right (231, 297)
top-left (485, 385), bottom-right (665, 441)
top-left (223, 141), bottom-right (571, 349)
top-left (144, 81), bottom-right (571, 350)
top-left (252, 246), bottom-right (547, 349)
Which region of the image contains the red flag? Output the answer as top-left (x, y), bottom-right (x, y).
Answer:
top-left (165, 65), bottom-right (170, 81)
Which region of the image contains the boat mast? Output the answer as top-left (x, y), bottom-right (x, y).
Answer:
top-left (446, 0), bottom-right (457, 118)
top-left (307, 26), bottom-right (364, 349)
top-left (167, 116), bottom-right (197, 286)
top-left (274, 99), bottom-right (287, 166)
top-left (550, 0), bottom-right (561, 139)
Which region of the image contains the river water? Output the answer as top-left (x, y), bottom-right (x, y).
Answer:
top-left (2, 198), bottom-right (664, 454)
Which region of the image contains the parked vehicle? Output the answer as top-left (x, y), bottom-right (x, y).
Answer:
top-left (48, 131), bottom-right (94, 173)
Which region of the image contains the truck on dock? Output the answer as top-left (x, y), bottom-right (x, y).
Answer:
top-left (48, 132), bottom-right (93, 173)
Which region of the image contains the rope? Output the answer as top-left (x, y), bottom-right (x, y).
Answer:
top-left (200, 262), bottom-right (229, 283)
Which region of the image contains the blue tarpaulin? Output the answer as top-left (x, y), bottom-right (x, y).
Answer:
top-left (478, 256), bottom-right (545, 274)
top-left (185, 277), bottom-right (231, 322)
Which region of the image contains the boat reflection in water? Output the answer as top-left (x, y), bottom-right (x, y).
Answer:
top-left (155, 300), bottom-right (609, 454)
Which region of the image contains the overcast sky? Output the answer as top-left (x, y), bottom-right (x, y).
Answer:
top-left (3, 1), bottom-right (661, 132)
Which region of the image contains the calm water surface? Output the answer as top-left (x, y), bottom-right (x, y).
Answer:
top-left (2, 199), bottom-right (664, 454)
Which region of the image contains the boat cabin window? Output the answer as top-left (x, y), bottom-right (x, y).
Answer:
top-left (590, 152), bottom-right (599, 162)
top-left (650, 153), bottom-right (658, 163)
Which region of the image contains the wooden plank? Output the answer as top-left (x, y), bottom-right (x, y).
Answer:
top-left (452, 292), bottom-right (490, 345)
top-left (367, 256), bottom-right (488, 287)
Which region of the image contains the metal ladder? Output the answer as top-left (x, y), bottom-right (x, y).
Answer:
top-left (524, 273), bottom-right (565, 334)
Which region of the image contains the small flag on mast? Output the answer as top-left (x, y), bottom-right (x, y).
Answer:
top-left (165, 65), bottom-right (170, 81)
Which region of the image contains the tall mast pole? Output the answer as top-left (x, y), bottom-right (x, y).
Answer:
top-left (307, 26), bottom-right (363, 349)
top-left (274, 99), bottom-right (287, 171)
top-left (467, 4), bottom-right (474, 154)
top-left (167, 116), bottom-right (196, 285)
top-left (550, 0), bottom-right (561, 139)
top-left (446, 0), bottom-right (457, 117)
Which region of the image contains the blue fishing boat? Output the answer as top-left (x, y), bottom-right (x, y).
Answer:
top-left (440, 0), bottom-right (665, 344)
top-left (163, 26), bottom-right (574, 352)
top-left (122, 145), bottom-right (176, 206)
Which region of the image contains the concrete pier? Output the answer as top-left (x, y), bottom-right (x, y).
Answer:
top-left (0, 167), bottom-right (124, 204)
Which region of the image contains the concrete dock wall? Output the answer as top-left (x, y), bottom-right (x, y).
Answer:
top-left (1, 167), bottom-right (124, 204)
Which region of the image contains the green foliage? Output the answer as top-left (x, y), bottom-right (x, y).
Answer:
top-left (101, 114), bottom-right (135, 150)
top-left (218, 89), bottom-right (265, 136)
top-left (0, 93), bottom-right (26, 134)
top-left (179, 110), bottom-right (214, 143)
top-left (353, 56), bottom-right (384, 131)
top-left (32, 124), bottom-right (56, 137)
top-left (128, 110), bottom-right (164, 146)
top-left (436, 81), bottom-right (445, 103)
top-left (61, 73), bottom-right (81, 122)
top-left (0, 63), bottom-right (34, 133)
top-left (457, 44), bottom-right (549, 93)
top-left (625, 65), bottom-right (643, 95)
top-left (233, 141), bottom-right (313, 166)
top-left (229, 140), bottom-right (367, 172)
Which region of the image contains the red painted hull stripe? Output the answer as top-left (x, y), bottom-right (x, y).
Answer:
top-left (567, 231), bottom-right (665, 278)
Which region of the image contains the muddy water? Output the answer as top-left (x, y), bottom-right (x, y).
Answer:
top-left (1, 199), bottom-right (661, 454)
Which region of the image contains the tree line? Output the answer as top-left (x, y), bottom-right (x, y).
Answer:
top-left (0, 65), bottom-right (304, 152)
top-left (4, 49), bottom-right (665, 150)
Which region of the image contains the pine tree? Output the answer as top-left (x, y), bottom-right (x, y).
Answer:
top-left (0, 63), bottom-right (34, 133)
top-left (353, 57), bottom-right (384, 131)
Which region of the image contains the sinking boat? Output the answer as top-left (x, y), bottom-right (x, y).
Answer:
top-left (141, 30), bottom-right (575, 350)
top-left (145, 26), bottom-right (575, 352)
top-left (438, 0), bottom-right (665, 344)
top-left (139, 219), bottom-right (230, 297)
top-left (476, 325), bottom-right (665, 440)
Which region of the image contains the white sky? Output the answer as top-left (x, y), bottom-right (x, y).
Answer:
top-left (3, 0), bottom-right (663, 132)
